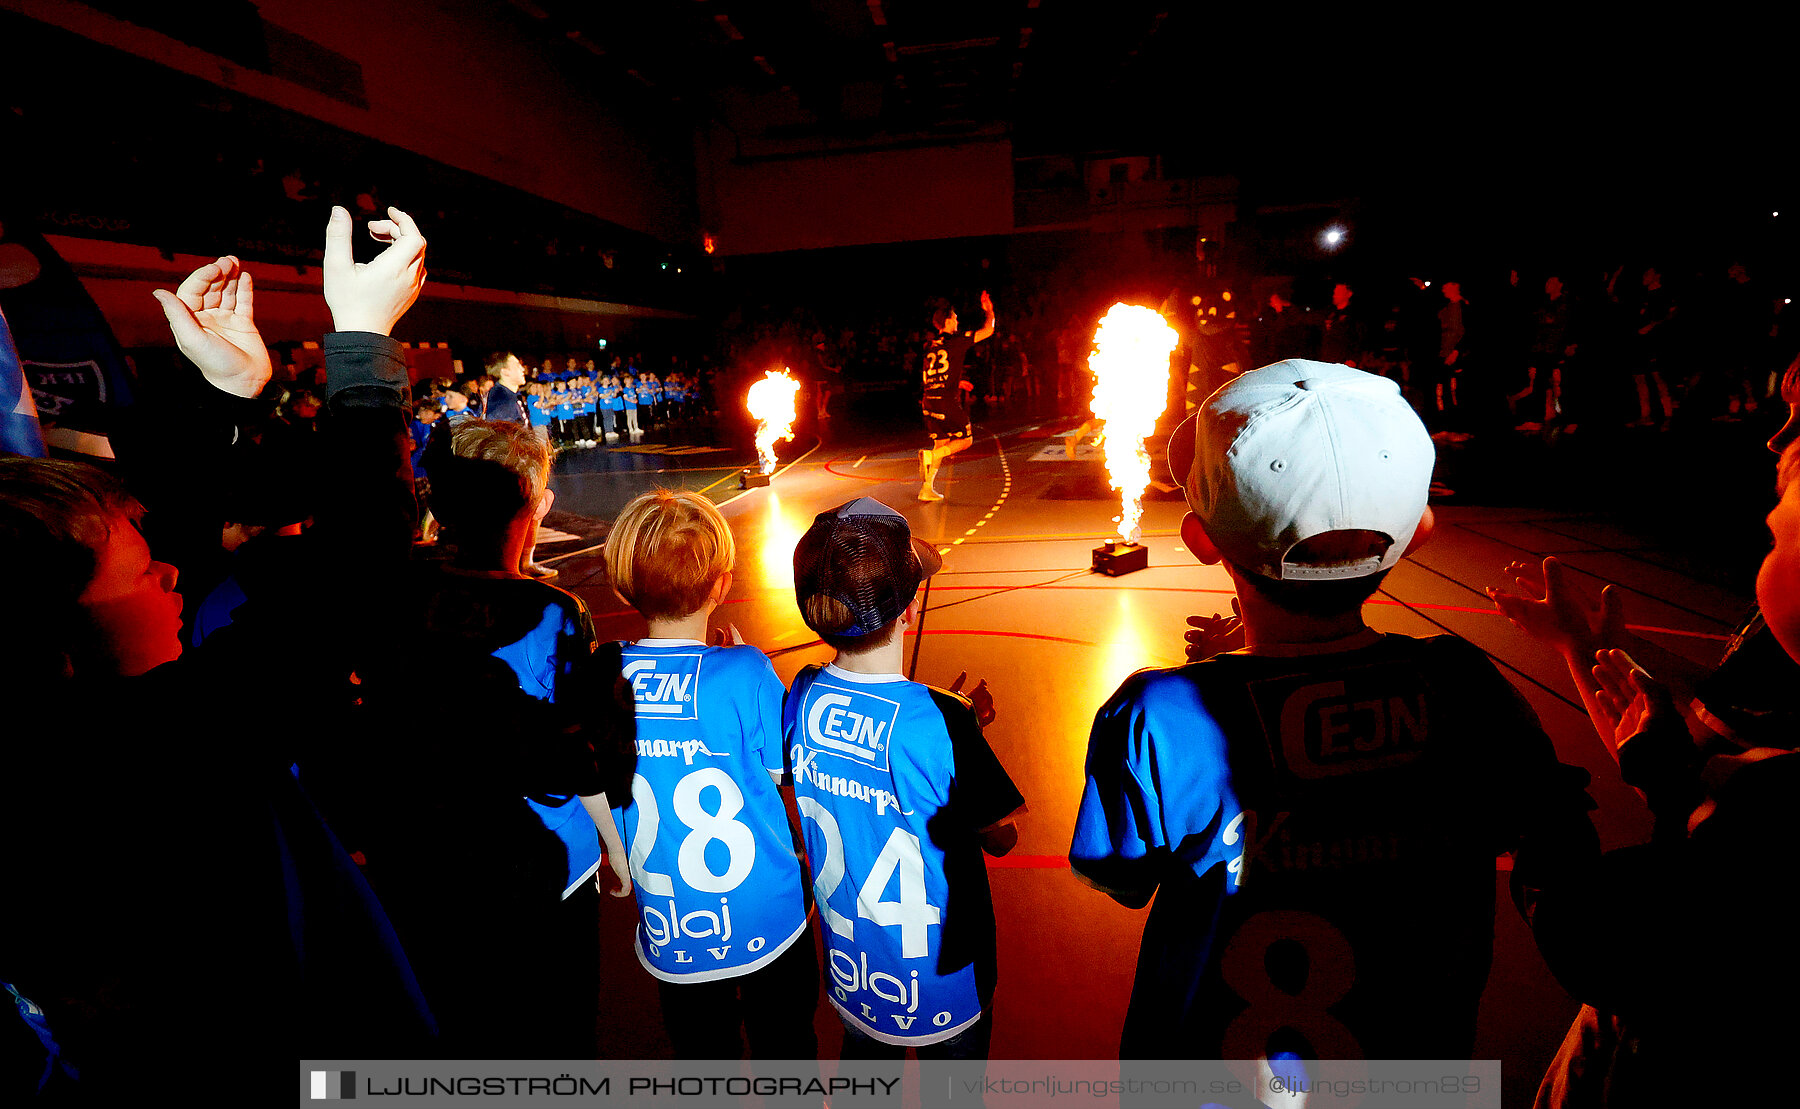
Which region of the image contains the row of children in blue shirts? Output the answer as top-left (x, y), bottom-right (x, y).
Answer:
top-left (522, 371), bottom-right (701, 445)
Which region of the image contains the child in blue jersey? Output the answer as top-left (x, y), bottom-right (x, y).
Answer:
top-left (1069, 360), bottom-right (1596, 1064)
top-left (599, 374), bottom-right (623, 441)
top-left (579, 374), bottom-right (602, 447)
top-left (526, 381), bottom-right (552, 442)
top-left (641, 371), bottom-right (663, 431)
top-left (597, 490), bottom-right (818, 1059)
top-left (622, 374), bottom-right (642, 439)
top-left (787, 498), bottom-right (1023, 1059)
top-left (550, 379), bottom-right (576, 447)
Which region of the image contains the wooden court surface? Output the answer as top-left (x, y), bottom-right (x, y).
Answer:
top-left (550, 418), bottom-right (1746, 1104)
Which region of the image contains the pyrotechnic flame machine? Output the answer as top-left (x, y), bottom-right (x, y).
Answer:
top-left (1087, 303), bottom-right (1178, 555)
top-left (744, 369), bottom-right (800, 483)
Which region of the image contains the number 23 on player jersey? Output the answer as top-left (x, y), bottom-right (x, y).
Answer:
top-left (922, 348), bottom-right (950, 387)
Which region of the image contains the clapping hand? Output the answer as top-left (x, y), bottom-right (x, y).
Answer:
top-left (323, 205), bottom-right (426, 337)
top-left (949, 670), bottom-right (996, 727)
top-left (152, 256), bottom-right (271, 399)
top-left (1592, 649), bottom-right (1677, 748)
top-left (599, 851), bottom-right (633, 899)
top-left (1184, 597), bottom-right (1246, 662)
top-left (1489, 556), bottom-right (1623, 659)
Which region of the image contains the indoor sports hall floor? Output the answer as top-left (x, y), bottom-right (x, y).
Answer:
top-left (540, 413), bottom-right (1749, 1106)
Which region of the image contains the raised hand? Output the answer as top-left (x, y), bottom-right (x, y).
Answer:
top-left (1592, 649), bottom-right (1676, 748)
top-left (949, 670), bottom-right (996, 727)
top-left (711, 623), bottom-right (746, 648)
top-left (323, 205), bottom-right (426, 336)
top-left (152, 256), bottom-right (271, 398)
top-left (1488, 556), bottom-right (1623, 658)
top-left (1185, 597), bottom-right (1246, 662)
top-left (979, 289), bottom-right (994, 314)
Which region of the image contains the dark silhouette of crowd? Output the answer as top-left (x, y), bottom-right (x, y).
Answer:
top-left (1239, 265), bottom-right (1799, 440)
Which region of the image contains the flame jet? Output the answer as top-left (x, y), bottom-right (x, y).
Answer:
top-left (747, 369), bottom-right (800, 475)
top-left (1089, 304), bottom-right (1178, 544)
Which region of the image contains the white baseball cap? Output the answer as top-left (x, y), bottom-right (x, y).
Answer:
top-left (1168, 359), bottom-right (1435, 580)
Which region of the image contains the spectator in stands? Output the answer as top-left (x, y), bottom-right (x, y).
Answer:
top-left (409, 397), bottom-right (440, 541)
top-left (577, 369), bottom-right (601, 446)
top-left (483, 351), bottom-right (530, 425)
top-left (1435, 280), bottom-right (1470, 429)
top-left (1519, 274), bottom-right (1578, 432)
top-left (1632, 266), bottom-right (1678, 427)
top-left (1253, 291), bottom-right (1311, 367)
top-left (444, 380), bottom-right (478, 426)
top-left (525, 379), bottom-right (553, 444)
top-left (621, 372), bottom-right (643, 440)
top-left (640, 368), bottom-right (664, 430)
top-left (1318, 282), bottom-right (1367, 367)
top-left (550, 377), bottom-right (576, 447)
top-left (477, 355), bottom-right (556, 577)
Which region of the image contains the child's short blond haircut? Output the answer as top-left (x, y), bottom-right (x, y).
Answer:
top-left (605, 489), bottom-right (735, 620)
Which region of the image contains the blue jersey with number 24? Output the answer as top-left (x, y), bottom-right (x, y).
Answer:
top-left (785, 665), bottom-right (998, 1046)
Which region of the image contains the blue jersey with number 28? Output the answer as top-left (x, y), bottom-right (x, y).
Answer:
top-left (613, 641), bottom-right (809, 983)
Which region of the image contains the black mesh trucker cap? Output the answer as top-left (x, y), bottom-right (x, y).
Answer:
top-left (793, 497), bottom-right (944, 638)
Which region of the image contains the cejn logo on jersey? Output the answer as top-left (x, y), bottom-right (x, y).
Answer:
top-left (801, 687), bottom-right (900, 771)
top-left (1254, 672), bottom-right (1429, 780)
top-left (624, 654), bottom-right (701, 720)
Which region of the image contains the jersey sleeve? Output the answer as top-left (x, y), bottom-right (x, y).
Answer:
top-left (551, 636), bottom-right (635, 802)
top-left (780, 664), bottom-right (820, 778)
top-left (738, 648), bottom-right (789, 784)
top-left (1418, 637), bottom-right (1601, 961)
top-left (929, 689), bottom-right (1025, 833)
top-left (1069, 668), bottom-right (1238, 910)
top-left (1429, 637), bottom-right (1597, 871)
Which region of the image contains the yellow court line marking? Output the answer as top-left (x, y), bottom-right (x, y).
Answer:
top-left (714, 438), bottom-right (823, 508)
top-left (692, 468), bottom-right (743, 496)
